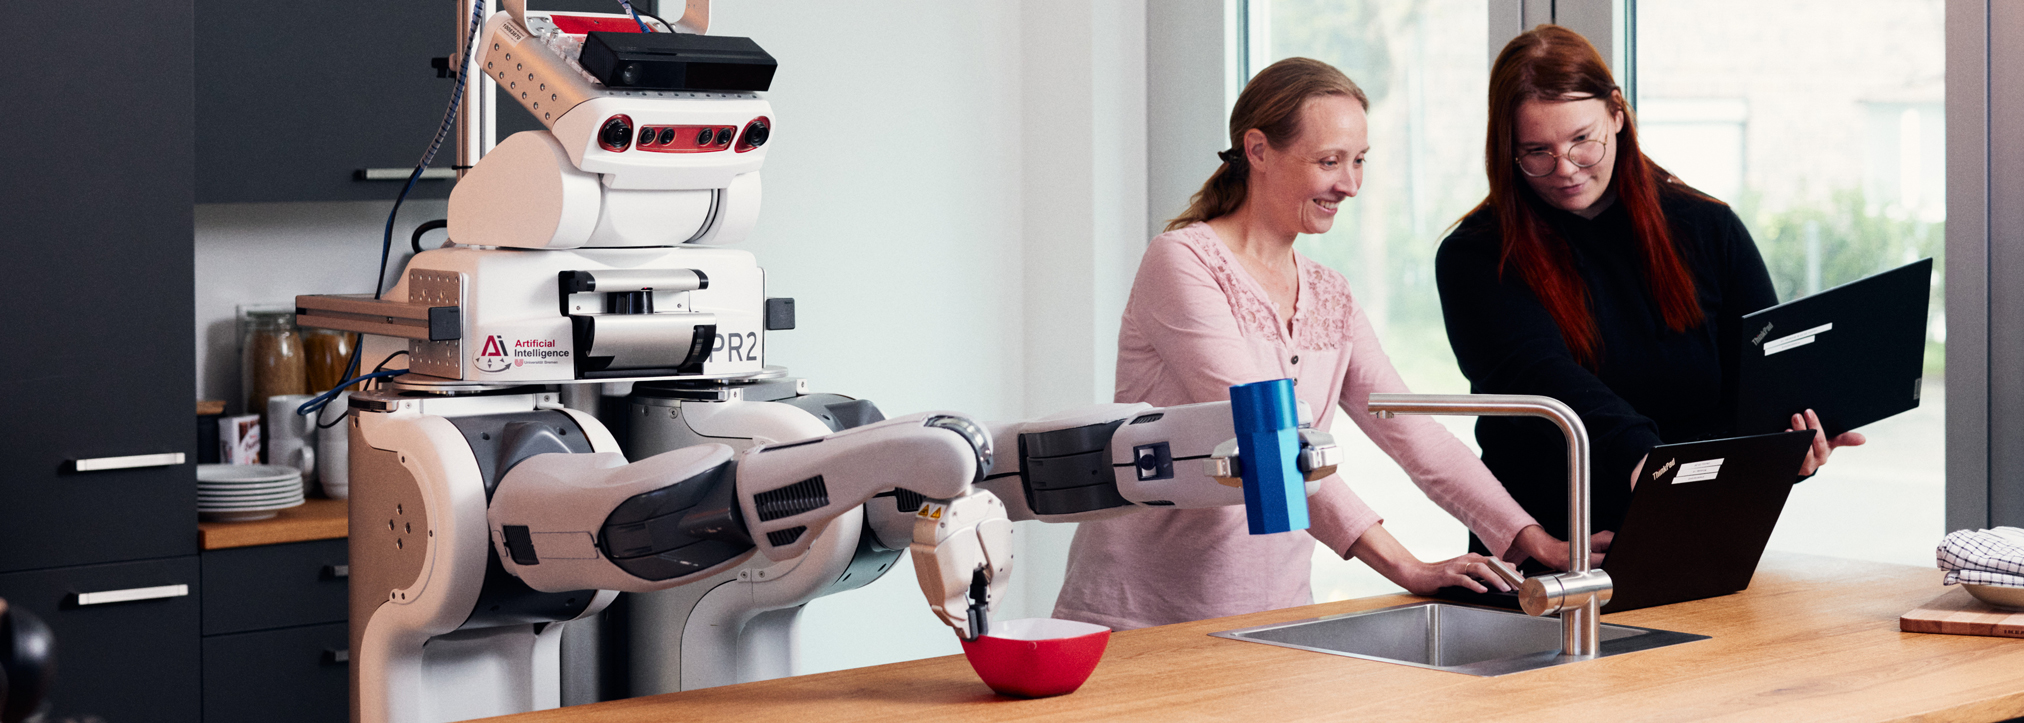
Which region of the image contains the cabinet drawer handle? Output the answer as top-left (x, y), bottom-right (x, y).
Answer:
top-left (324, 648), bottom-right (350, 664)
top-left (323, 564), bottom-right (349, 579)
top-left (73, 584), bottom-right (189, 606)
top-left (68, 452), bottom-right (186, 472)
top-left (356, 168), bottom-right (455, 181)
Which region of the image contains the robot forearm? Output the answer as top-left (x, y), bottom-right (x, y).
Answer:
top-left (977, 400), bottom-right (1341, 523)
top-left (486, 413), bottom-right (997, 594)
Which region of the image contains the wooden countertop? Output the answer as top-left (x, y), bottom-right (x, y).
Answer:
top-left (198, 498), bottom-right (347, 550)
top-left (483, 553), bottom-right (2024, 722)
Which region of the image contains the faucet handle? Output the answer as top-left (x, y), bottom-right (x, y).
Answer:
top-left (1485, 556), bottom-right (1525, 590)
top-left (1519, 569), bottom-right (1613, 617)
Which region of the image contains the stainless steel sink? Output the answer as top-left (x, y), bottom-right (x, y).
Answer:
top-left (1212, 602), bottom-right (1707, 676)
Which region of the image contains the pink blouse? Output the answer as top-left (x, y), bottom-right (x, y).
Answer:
top-left (1051, 222), bottom-right (1540, 630)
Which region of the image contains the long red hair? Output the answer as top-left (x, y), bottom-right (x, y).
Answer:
top-left (1477, 25), bottom-right (1708, 368)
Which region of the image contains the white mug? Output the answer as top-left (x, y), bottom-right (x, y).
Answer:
top-left (267, 394), bottom-right (318, 491)
top-left (315, 393), bottom-right (350, 499)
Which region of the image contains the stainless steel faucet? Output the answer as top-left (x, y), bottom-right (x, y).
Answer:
top-left (1366, 393), bottom-right (1613, 658)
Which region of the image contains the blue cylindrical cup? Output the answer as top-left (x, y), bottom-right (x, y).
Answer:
top-left (1229, 379), bottom-right (1309, 534)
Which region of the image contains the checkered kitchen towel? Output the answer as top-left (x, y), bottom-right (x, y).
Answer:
top-left (1937, 527), bottom-right (2024, 586)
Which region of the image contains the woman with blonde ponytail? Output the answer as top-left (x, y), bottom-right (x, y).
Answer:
top-left (1052, 58), bottom-right (1574, 630)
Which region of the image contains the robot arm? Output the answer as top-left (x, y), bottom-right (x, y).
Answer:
top-left (485, 413), bottom-right (1002, 599)
top-left (977, 400), bottom-right (1341, 523)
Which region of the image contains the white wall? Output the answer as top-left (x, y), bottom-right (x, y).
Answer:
top-left (710, 0), bottom-right (1034, 674)
top-left (194, 0), bottom-right (1148, 683)
top-left (1148, 0), bottom-right (1242, 238)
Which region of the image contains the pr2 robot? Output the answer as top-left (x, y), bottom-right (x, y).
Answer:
top-left (297, 4), bottom-right (1339, 722)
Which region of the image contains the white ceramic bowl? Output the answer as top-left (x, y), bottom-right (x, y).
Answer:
top-left (1963, 583), bottom-right (2024, 611)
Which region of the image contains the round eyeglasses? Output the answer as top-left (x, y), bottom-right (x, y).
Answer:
top-left (1515, 138), bottom-right (1607, 177)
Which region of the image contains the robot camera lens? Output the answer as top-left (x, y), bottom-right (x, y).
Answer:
top-left (659, 128), bottom-right (677, 145)
top-left (619, 63), bottom-right (642, 86)
top-left (743, 121), bottom-right (770, 148)
top-left (599, 117), bottom-right (633, 150)
top-left (695, 127), bottom-right (714, 146)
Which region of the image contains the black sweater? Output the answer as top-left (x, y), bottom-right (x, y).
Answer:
top-left (1435, 191), bottom-right (1777, 548)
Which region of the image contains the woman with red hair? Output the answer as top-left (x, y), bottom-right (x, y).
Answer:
top-left (1436, 26), bottom-right (1862, 560)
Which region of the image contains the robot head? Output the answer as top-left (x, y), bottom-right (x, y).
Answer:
top-left (448, 10), bottom-right (776, 250)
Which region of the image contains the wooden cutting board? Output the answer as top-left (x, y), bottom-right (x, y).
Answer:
top-left (1900, 587), bottom-right (2024, 638)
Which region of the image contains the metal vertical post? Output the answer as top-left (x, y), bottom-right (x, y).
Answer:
top-left (457, 0), bottom-right (499, 180)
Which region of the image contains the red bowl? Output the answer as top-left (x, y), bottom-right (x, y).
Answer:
top-left (958, 618), bottom-right (1112, 698)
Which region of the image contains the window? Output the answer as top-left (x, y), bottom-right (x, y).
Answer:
top-left (1248, 1), bottom-right (1949, 601)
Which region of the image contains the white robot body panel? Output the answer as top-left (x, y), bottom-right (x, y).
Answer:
top-left (650, 393), bottom-right (834, 450)
top-left (676, 502), bottom-right (864, 691)
top-left (624, 386), bottom-right (909, 692)
top-left (586, 185), bottom-right (717, 247)
top-left (350, 391), bottom-right (618, 723)
top-left (488, 445), bottom-right (760, 593)
top-left (1109, 401), bottom-right (1253, 509)
top-left (447, 131), bottom-right (748, 250)
top-left (447, 131), bottom-right (609, 250)
top-left (388, 245), bottom-right (765, 383)
top-left (737, 412), bottom-right (989, 562)
top-left (412, 625), bottom-right (559, 723)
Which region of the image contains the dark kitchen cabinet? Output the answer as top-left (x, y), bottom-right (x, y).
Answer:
top-left (195, 0), bottom-right (657, 203)
top-left (202, 622), bottom-right (350, 723)
top-left (200, 539), bottom-right (351, 721)
top-left (202, 539), bottom-right (349, 635)
top-left (0, 1), bottom-right (200, 719)
top-left (0, 558), bottom-right (203, 723)
top-left (0, 1), bottom-right (196, 571)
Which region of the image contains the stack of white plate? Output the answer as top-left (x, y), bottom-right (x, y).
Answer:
top-left (198, 464), bottom-right (305, 521)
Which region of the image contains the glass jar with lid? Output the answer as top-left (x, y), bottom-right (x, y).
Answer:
top-left (241, 310), bottom-right (308, 461)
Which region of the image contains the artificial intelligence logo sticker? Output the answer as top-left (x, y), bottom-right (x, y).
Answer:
top-left (475, 335), bottom-right (513, 372)
top-left (474, 335), bottom-right (570, 372)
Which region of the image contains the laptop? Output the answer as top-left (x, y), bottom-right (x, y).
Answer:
top-left (1734, 258), bottom-right (1933, 439)
top-left (1436, 430), bottom-right (1816, 613)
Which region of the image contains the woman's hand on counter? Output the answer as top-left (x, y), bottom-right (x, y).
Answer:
top-left (1350, 524), bottom-right (1514, 595)
top-left (1790, 409), bottom-right (1865, 477)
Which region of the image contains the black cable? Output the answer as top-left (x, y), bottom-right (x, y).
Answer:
top-left (302, 348), bottom-right (412, 426)
top-left (372, 350), bottom-right (412, 374)
top-left (410, 219), bottom-right (449, 254)
top-left (306, 343), bottom-right (364, 426)
top-left (312, 338), bottom-right (368, 429)
top-left (314, 391), bottom-right (349, 430)
top-left (376, 0), bottom-right (485, 300)
top-left (636, 7), bottom-right (674, 31)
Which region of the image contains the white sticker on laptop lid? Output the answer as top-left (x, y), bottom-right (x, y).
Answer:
top-left (1673, 458), bottom-right (1724, 484)
top-left (1763, 323), bottom-right (1833, 356)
